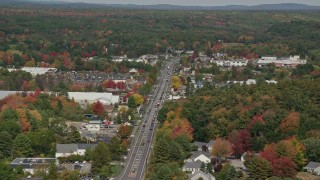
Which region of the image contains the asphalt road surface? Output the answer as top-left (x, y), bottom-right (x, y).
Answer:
top-left (115, 58), bottom-right (179, 180)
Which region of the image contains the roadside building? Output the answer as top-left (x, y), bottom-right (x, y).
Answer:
top-left (10, 158), bottom-right (57, 175)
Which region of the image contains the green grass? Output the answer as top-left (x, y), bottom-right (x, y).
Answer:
top-left (111, 164), bottom-right (123, 177)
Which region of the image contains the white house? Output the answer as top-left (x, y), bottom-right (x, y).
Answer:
top-left (304, 161), bottom-right (320, 174)
top-left (183, 160), bottom-right (202, 174)
top-left (314, 167), bottom-right (320, 176)
top-left (55, 144), bottom-right (96, 158)
top-left (10, 158), bottom-right (57, 175)
top-left (189, 170), bottom-right (216, 180)
top-left (190, 151), bottom-right (211, 163)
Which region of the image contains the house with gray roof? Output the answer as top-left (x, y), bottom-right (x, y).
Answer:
top-left (55, 144), bottom-right (96, 158)
top-left (189, 170), bottom-right (216, 180)
top-left (10, 158), bottom-right (57, 175)
top-left (183, 160), bottom-right (202, 174)
top-left (193, 140), bottom-right (215, 153)
top-left (189, 151), bottom-right (211, 164)
top-left (304, 161), bottom-right (320, 174)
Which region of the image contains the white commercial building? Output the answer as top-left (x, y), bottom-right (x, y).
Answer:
top-left (257, 55), bottom-right (306, 67)
top-left (68, 92), bottom-right (119, 107)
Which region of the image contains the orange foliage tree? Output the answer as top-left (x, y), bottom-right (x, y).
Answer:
top-left (211, 138), bottom-right (233, 162)
top-left (279, 112), bottom-right (300, 135)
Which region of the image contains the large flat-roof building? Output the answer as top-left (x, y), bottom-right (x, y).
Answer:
top-left (68, 92), bottom-right (119, 107)
top-left (10, 158), bottom-right (57, 175)
top-left (257, 55), bottom-right (306, 68)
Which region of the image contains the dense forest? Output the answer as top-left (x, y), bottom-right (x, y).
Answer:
top-left (0, 8), bottom-right (320, 69)
top-left (148, 78), bottom-right (320, 179)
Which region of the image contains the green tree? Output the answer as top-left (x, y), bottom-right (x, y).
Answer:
top-left (91, 142), bottom-right (111, 173)
top-left (303, 137), bottom-right (320, 162)
top-left (206, 163), bottom-right (213, 174)
top-left (47, 162), bottom-right (58, 180)
top-left (244, 155), bottom-right (272, 180)
top-left (0, 131), bottom-right (13, 159)
top-left (200, 162), bottom-right (206, 172)
top-left (107, 137), bottom-right (126, 161)
top-left (152, 138), bottom-right (171, 164)
top-left (0, 162), bottom-right (16, 180)
top-left (217, 164), bottom-right (239, 180)
top-left (128, 96), bottom-right (136, 108)
top-left (13, 133), bottom-right (33, 157)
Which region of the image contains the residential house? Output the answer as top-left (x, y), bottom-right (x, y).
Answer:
top-left (189, 170), bottom-right (216, 180)
top-left (183, 160), bottom-right (202, 174)
top-left (190, 151), bottom-right (211, 163)
top-left (207, 140), bottom-right (215, 153)
top-left (314, 167), bottom-right (320, 176)
top-left (129, 68), bottom-right (138, 74)
top-left (55, 144), bottom-right (96, 158)
top-left (10, 158), bottom-right (57, 175)
top-left (193, 140), bottom-right (215, 153)
top-left (304, 161), bottom-right (320, 174)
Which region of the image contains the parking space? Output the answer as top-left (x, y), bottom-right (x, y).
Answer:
top-left (68, 121), bottom-right (120, 140)
top-left (60, 161), bottom-right (92, 174)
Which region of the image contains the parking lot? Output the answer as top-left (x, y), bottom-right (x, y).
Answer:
top-left (68, 122), bottom-right (120, 140)
top-left (60, 161), bottom-right (91, 174)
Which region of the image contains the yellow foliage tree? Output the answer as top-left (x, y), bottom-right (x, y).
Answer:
top-left (132, 93), bottom-right (144, 105)
top-left (171, 76), bottom-right (182, 89)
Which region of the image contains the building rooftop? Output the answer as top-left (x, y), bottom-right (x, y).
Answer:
top-left (305, 161), bottom-right (320, 169)
top-left (10, 158), bottom-right (57, 169)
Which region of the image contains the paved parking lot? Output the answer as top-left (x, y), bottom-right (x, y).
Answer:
top-left (60, 162), bottom-right (91, 174)
top-left (68, 122), bottom-right (120, 140)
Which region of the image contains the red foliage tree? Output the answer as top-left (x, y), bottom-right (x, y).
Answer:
top-left (103, 80), bottom-right (117, 89)
top-left (122, 96), bottom-right (127, 103)
top-left (92, 101), bottom-right (104, 117)
top-left (228, 129), bottom-right (252, 157)
top-left (260, 144), bottom-right (279, 163)
top-left (116, 82), bottom-right (126, 90)
top-left (247, 114), bottom-right (266, 130)
top-left (272, 157), bottom-right (297, 178)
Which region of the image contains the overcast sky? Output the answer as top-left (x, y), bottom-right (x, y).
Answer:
top-left (43, 0), bottom-right (320, 6)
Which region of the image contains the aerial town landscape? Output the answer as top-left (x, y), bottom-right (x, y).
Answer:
top-left (0, 0), bottom-right (320, 180)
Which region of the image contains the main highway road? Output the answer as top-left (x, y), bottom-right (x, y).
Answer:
top-left (114, 58), bottom-right (179, 180)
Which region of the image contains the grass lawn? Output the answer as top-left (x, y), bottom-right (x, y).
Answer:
top-left (111, 164), bottom-right (123, 177)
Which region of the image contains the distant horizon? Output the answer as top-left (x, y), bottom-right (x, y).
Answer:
top-left (29, 0), bottom-right (320, 6)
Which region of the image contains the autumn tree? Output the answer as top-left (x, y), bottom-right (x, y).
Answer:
top-left (92, 101), bottom-right (104, 117)
top-left (117, 125), bottom-right (132, 139)
top-left (171, 76), bottom-right (182, 90)
top-left (211, 138), bottom-right (233, 163)
top-left (228, 129), bottom-right (252, 158)
top-left (272, 157), bottom-right (297, 178)
top-left (279, 112), bottom-right (300, 136)
top-left (132, 93), bottom-right (144, 106)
